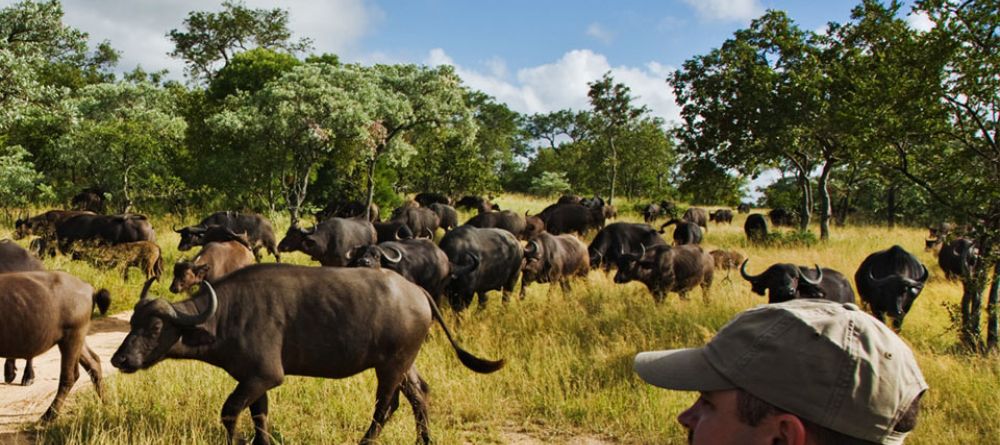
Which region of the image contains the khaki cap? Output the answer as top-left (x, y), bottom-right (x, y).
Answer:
top-left (635, 299), bottom-right (927, 444)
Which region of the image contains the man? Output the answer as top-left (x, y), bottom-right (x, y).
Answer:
top-left (635, 299), bottom-right (927, 445)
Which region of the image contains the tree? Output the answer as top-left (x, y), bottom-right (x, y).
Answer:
top-left (587, 72), bottom-right (648, 204)
top-left (0, 144), bottom-right (41, 218)
top-left (56, 81), bottom-right (187, 212)
top-left (207, 47), bottom-right (301, 101)
top-left (168, 1), bottom-right (312, 83)
top-left (677, 158), bottom-right (746, 206)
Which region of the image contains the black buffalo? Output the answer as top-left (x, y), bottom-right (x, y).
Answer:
top-left (557, 194), bottom-right (582, 205)
top-left (740, 260), bottom-right (855, 304)
top-left (855, 245), bottom-right (929, 329)
top-left (414, 192), bottom-right (451, 207)
top-left (937, 238), bottom-right (977, 280)
top-left (1, 239), bottom-right (46, 386)
top-left (176, 211), bottom-right (279, 262)
top-left (439, 226), bottom-right (523, 311)
top-left (56, 213), bottom-right (156, 253)
top-left (277, 217), bottom-right (376, 267)
top-left (588, 223), bottom-right (667, 270)
top-left (390, 207), bottom-right (441, 238)
top-left (744, 214), bottom-right (769, 244)
top-left (769, 208), bottom-right (796, 227)
top-left (537, 203), bottom-right (604, 236)
top-left (709, 209), bottom-right (733, 224)
top-left (70, 187), bottom-right (107, 214)
top-left (659, 219), bottom-right (703, 245)
top-left (464, 210), bottom-right (527, 239)
top-left (455, 195), bottom-right (498, 213)
top-left (737, 203), bottom-right (751, 214)
top-left (682, 207), bottom-right (709, 230)
top-left (614, 244), bottom-right (714, 302)
top-left (112, 267), bottom-right (503, 445)
top-left (373, 220), bottom-right (415, 243)
top-left (348, 239), bottom-right (451, 302)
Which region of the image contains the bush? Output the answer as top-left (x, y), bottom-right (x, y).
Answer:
top-left (530, 171), bottom-right (572, 197)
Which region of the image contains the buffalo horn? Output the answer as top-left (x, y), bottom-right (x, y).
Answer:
top-left (383, 245), bottom-right (403, 263)
top-left (394, 225), bottom-right (406, 240)
top-left (866, 269), bottom-right (894, 287)
top-left (419, 228), bottom-right (433, 239)
top-left (917, 264), bottom-right (929, 283)
top-left (639, 243), bottom-right (647, 258)
top-left (138, 276), bottom-right (157, 301)
top-left (168, 281), bottom-right (218, 326)
top-left (740, 259), bottom-right (761, 282)
top-left (525, 239), bottom-right (540, 256)
top-left (799, 264), bottom-right (823, 286)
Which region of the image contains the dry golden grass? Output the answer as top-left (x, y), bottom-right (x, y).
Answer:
top-left (2, 195), bottom-right (998, 444)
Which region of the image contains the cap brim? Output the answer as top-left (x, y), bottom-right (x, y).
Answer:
top-left (634, 348), bottom-right (735, 391)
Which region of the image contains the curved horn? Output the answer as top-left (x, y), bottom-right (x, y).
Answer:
top-left (345, 247), bottom-right (354, 260)
top-left (394, 225), bottom-right (407, 240)
top-left (659, 219), bottom-right (678, 233)
top-left (867, 268), bottom-right (894, 287)
top-left (420, 228), bottom-right (433, 239)
top-left (138, 276), bottom-right (157, 301)
top-left (167, 281), bottom-right (218, 326)
top-left (383, 245), bottom-right (403, 263)
top-left (799, 264), bottom-right (823, 286)
top-left (639, 243), bottom-right (647, 258)
top-left (917, 264), bottom-right (929, 283)
top-left (525, 239), bottom-right (540, 256)
top-left (740, 259), bottom-right (762, 282)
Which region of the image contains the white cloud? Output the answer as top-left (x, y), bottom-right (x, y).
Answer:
top-left (681, 0), bottom-right (763, 22)
top-left (426, 48), bottom-right (681, 125)
top-left (906, 11), bottom-right (935, 32)
top-left (57, 0), bottom-right (379, 80)
top-left (586, 23), bottom-right (613, 44)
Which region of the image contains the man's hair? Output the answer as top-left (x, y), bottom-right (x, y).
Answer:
top-left (736, 389), bottom-right (923, 445)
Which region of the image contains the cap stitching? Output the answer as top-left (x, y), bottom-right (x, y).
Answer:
top-left (823, 316), bottom-right (857, 435)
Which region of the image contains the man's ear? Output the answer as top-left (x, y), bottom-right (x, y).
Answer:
top-left (180, 326), bottom-right (216, 347)
top-left (767, 413), bottom-right (808, 445)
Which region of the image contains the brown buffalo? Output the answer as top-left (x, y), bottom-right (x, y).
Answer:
top-left (0, 271), bottom-right (110, 420)
top-left (70, 240), bottom-right (163, 282)
top-left (1, 240), bottom-right (46, 385)
top-left (170, 240), bottom-right (255, 293)
top-left (520, 232), bottom-right (590, 297)
top-left (614, 244), bottom-right (714, 302)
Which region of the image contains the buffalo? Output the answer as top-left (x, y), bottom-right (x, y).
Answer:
top-left (744, 214), bottom-right (769, 244)
top-left (659, 219), bottom-right (703, 245)
top-left (439, 226), bottom-right (523, 311)
top-left (427, 203), bottom-right (458, 233)
top-left (455, 195), bottom-right (498, 213)
top-left (55, 213), bottom-right (156, 254)
top-left (348, 239), bottom-right (451, 302)
top-left (111, 267), bottom-right (503, 445)
top-left (682, 207), bottom-right (709, 230)
top-left (642, 203), bottom-right (664, 223)
top-left (70, 240), bottom-right (163, 282)
top-left (937, 238), bottom-right (977, 280)
top-left (709, 249), bottom-right (745, 273)
top-left (737, 203), bottom-right (751, 214)
top-left (70, 187), bottom-right (107, 214)
top-left (277, 217), bottom-right (376, 267)
top-left (588, 222), bottom-right (667, 271)
top-left (709, 209), bottom-right (733, 225)
top-left (1, 239), bottom-right (46, 386)
top-left (614, 244), bottom-right (714, 302)
top-left (170, 236), bottom-right (256, 294)
top-left (14, 210), bottom-right (94, 256)
top-left (176, 211), bottom-right (279, 262)
top-left (740, 260), bottom-right (855, 304)
top-left (414, 192), bottom-right (451, 207)
top-left (1, 271), bottom-right (110, 419)
top-left (390, 207), bottom-right (441, 239)
top-left (557, 194), bottom-right (582, 205)
top-left (464, 210), bottom-right (527, 239)
top-left (373, 220), bottom-right (415, 243)
top-left (855, 245), bottom-right (929, 329)
top-left (537, 203), bottom-right (605, 236)
top-left (520, 232), bottom-right (590, 296)
top-left (768, 207), bottom-right (796, 227)
top-left (315, 199), bottom-right (380, 222)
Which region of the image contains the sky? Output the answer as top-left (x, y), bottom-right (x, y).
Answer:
top-left (6, 0), bottom-right (935, 194)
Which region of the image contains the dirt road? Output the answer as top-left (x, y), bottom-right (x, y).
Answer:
top-left (0, 313), bottom-right (131, 436)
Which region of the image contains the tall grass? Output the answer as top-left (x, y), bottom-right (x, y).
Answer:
top-left (3, 195), bottom-right (998, 444)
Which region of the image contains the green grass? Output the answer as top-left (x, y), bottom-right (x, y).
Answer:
top-left (3, 195), bottom-right (999, 444)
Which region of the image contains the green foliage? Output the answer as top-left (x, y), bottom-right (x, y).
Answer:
top-left (676, 157), bottom-right (745, 206)
top-left (167, 0), bottom-right (312, 83)
top-left (0, 144), bottom-right (41, 209)
top-left (206, 47), bottom-right (300, 101)
top-left (529, 171), bottom-right (572, 197)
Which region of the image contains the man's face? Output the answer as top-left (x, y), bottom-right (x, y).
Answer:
top-left (677, 390), bottom-right (778, 445)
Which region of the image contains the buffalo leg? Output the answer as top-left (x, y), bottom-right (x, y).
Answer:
top-left (221, 379), bottom-right (279, 445)
top-left (78, 345), bottom-right (103, 399)
top-left (41, 335), bottom-right (84, 421)
top-left (249, 393), bottom-right (270, 445)
top-left (477, 291), bottom-right (489, 308)
top-left (21, 358), bottom-right (34, 386)
top-left (400, 367), bottom-right (431, 445)
top-left (361, 366), bottom-right (409, 444)
top-left (3, 359), bottom-right (15, 383)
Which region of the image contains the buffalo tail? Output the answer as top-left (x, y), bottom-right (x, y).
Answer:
top-left (93, 289), bottom-right (111, 315)
top-left (424, 290), bottom-right (504, 374)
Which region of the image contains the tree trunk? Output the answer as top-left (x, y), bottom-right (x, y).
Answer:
top-left (886, 184), bottom-right (897, 228)
top-left (988, 261), bottom-right (999, 351)
top-left (121, 164), bottom-right (133, 214)
top-left (818, 159), bottom-right (834, 241)
top-left (608, 138), bottom-right (617, 205)
top-left (961, 264), bottom-right (987, 352)
top-left (796, 169), bottom-right (811, 231)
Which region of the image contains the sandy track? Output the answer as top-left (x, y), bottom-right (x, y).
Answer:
top-left (0, 313), bottom-right (131, 434)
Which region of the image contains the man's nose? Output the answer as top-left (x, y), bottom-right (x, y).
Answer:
top-left (677, 402), bottom-right (699, 429)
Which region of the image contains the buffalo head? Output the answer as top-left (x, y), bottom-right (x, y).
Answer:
top-left (740, 260), bottom-right (823, 303)
top-left (521, 239), bottom-right (545, 277)
top-left (170, 261), bottom-right (211, 294)
top-left (112, 278), bottom-right (217, 373)
top-left (613, 244), bottom-right (654, 285)
top-left (866, 266), bottom-right (928, 318)
top-left (175, 226), bottom-right (207, 251)
top-left (349, 245), bottom-right (403, 269)
top-left (277, 224), bottom-right (313, 253)
top-left (523, 212), bottom-right (545, 239)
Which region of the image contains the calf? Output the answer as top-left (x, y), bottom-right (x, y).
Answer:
top-left (520, 232), bottom-right (590, 297)
top-left (70, 240), bottom-right (163, 282)
top-left (1, 240), bottom-right (46, 385)
top-left (0, 271), bottom-right (110, 420)
top-left (709, 249), bottom-right (745, 277)
top-left (112, 267), bottom-right (503, 445)
top-left (170, 240), bottom-right (255, 293)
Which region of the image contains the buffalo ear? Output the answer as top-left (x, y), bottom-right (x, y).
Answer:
top-left (180, 327), bottom-right (216, 347)
top-left (194, 264), bottom-right (212, 278)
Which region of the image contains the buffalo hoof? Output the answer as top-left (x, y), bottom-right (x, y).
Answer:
top-left (3, 362), bottom-right (14, 383)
